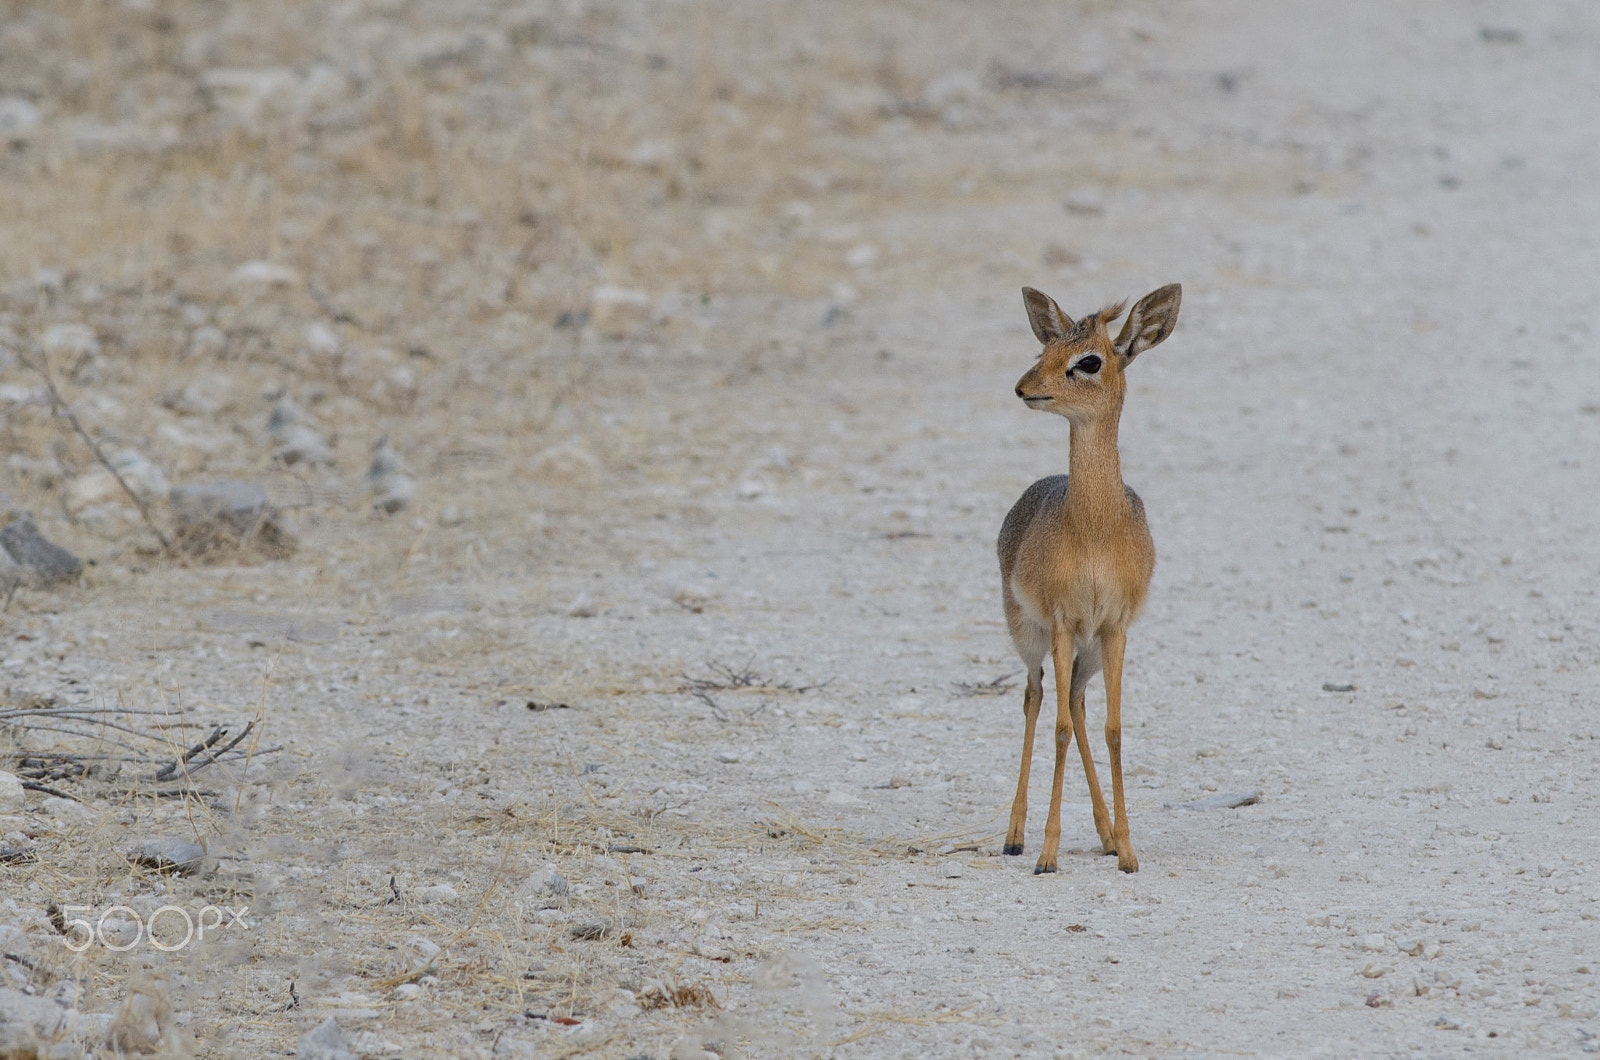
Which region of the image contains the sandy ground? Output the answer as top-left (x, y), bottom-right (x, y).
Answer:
top-left (1, 1), bottom-right (1598, 1057)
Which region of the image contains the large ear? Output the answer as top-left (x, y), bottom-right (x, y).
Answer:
top-left (1021, 287), bottom-right (1074, 345)
top-left (1112, 283), bottom-right (1182, 363)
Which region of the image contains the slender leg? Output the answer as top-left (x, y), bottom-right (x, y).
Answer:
top-left (1035, 627), bottom-right (1077, 874)
top-left (1101, 629), bottom-right (1138, 873)
top-left (1004, 664), bottom-right (1044, 856)
top-left (1069, 657), bottom-right (1113, 853)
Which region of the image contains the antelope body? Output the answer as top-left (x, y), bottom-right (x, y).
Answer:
top-left (998, 283), bottom-right (1181, 874)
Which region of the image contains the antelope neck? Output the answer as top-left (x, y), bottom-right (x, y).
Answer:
top-left (1066, 414), bottom-right (1128, 520)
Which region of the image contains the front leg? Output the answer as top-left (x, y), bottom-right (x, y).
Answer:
top-left (1101, 629), bottom-right (1138, 873)
top-left (1004, 664), bottom-right (1044, 856)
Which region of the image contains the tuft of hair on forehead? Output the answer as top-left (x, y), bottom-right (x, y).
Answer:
top-left (1048, 297), bottom-right (1130, 342)
top-left (1081, 300), bottom-right (1127, 332)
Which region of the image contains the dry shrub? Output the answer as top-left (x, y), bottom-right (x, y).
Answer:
top-left (640, 978), bottom-right (721, 1011)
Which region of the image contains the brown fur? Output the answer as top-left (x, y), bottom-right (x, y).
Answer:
top-left (997, 283), bottom-right (1181, 874)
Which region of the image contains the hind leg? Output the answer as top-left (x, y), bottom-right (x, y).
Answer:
top-left (1066, 641), bottom-right (1114, 853)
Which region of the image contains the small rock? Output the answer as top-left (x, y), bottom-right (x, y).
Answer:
top-left (265, 392), bottom-right (304, 435)
top-left (372, 476), bottom-right (415, 514)
top-left (626, 139), bottom-right (673, 169)
top-left (1169, 791), bottom-right (1260, 811)
top-left (522, 867), bottom-right (568, 907)
top-left (65, 469), bottom-right (127, 515)
top-left (573, 920), bottom-right (615, 942)
top-left (130, 839), bottom-right (208, 876)
top-left (164, 373), bottom-right (233, 416)
top-left (0, 987), bottom-right (76, 1054)
top-left (371, 363), bottom-right (418, 409)
top-left (596, 987), bottom-right (642, 1019)
top-left (0, 97), bottom-right (41, 142)
top-left (1537, 862), bottom-right (1556, 878)
top-left (42, 797), bottom-right (93, 828)
top-left (107, 981), bottom-right (176, 1055)
top-left (1359, 961), bottom-right (1388, 978)
top-left (716, 751), bottom-right (740, 764)
top-left (265, 392), bottom-right (334, 466)
top-left (1322, 682), bottom-right (1356, 693)
top-left (1397, 936), bottom-right (1425, 956)
top-left (403, 936), bottom-right (442, 971)
top-left (567, 592), bottom-right (599, 618)
top-left (39, 322), bottom-right (99, 360)
top-left (690, 939), bottom-right (729, 960)
top-left (109, 449), bottom-right (169, 502)
top-left (187, 325), bottom-right (227, 359)
top-left (1358, 933), bottom-right (1388, 952)
top-left (888, 776), bottom-right (913, 789)
top-left (669, 583), bottom-right (710, 613)
top-left (418, 883), bottom-right (459, 904)
top-left (0, 516), bottom-right (82, 585)
top-left (533, 440), bottom-right (602, 484)
top-left (271, 422), bottom-right (335, 466)
top-left (845, 243), bottom-right (880, 269)
top-left (1105, 952), bottom-right (1121, 964)
top-left (230, 260), bottom-right (302, 288)
top-left (393, 983), bottom-right (424, 1001)
top-left (588, 286), bottom-right (652, 335)
top-left (940, 860), bottom-right (964, 879)
top-left (366, 437), bottom-right (415, 514)
top-left (0, 772), bottom-right (23, 814)
top-left (303, 322), bottom-right (340, 362)
top-left (924, 68), bottom-right (983, 109)
top-left (296, 1016), bottom-right (358, 1060)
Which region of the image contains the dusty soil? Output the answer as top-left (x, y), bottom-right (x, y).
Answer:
top-left (1, 1), bottom-right (1598, 1057)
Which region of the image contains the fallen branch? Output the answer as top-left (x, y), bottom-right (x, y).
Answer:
top-left (153, 722), bottom-right (254, 782)
top-left (19, 350), bottom-right (173, 553)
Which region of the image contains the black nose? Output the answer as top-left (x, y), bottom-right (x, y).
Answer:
top-left (1014, 385), bottom-right (1024, 398)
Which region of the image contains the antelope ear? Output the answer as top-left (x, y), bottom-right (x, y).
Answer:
top-left (1021, 287), bottom-right (1075, 345)
top-left (1113, 283), bottom-right (1182, 363)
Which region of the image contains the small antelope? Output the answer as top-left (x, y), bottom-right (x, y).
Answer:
top-left (997, 283), bottom-right (1181, 874)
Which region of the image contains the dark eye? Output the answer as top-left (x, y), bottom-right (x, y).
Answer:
top-left (1075, 354), bottom-right (1102, 375)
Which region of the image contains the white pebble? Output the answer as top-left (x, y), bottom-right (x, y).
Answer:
top-left (0, 771), bottom-right (23, 814)
top-left (1358, 933), bottom-right (1388, 952)
top-left (418, 884), bottom-right (458, 904)
top-left (940, 860), bottom-right (964, 879)
top-left (716, 751), bottom-right (740, 764)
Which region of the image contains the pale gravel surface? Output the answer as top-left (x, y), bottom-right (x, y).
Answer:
top-left (2, 2), bottom-right (1598, 1057)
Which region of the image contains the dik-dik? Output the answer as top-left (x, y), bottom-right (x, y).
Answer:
top-left (997, 283), bottom-right (1181, 874)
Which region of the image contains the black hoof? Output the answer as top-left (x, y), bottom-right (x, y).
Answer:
top-left (1033, 864), bottom-right (1057, 875)
top-left (1003, 843), bottom-right (1023, 856)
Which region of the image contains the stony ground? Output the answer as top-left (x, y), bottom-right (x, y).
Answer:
top-left (1, 1), bottom-right (1598, 1057)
